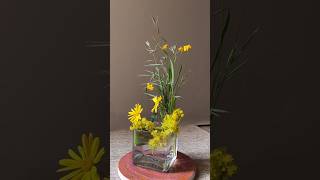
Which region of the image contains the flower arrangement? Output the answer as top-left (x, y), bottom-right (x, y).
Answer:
top-left (128, 17), bottom-right (191, 150)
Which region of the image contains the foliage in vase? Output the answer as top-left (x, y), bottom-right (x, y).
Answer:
top-left (128, 18), bottom-right (191, 149)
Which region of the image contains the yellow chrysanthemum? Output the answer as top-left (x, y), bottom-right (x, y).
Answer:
top-left (146, 83), bottom-right (154, 91)
top-left (128, 104), bottom-right (143, 122)
top-left (57, 133), bottom-right (105, 180)
top-left (151, 96), bottom-right (162, 113)
top-left (178, 44), bottom-right (192, 53)
top-left (161, 43), bottom-right (169, 50)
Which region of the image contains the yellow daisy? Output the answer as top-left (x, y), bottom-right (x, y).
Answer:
top-left (128, 104), bottom-right (143, 122)
top-left (151, 96), bottom-right (162, 113)
top-left (57, 133), bottom-right (105, 180)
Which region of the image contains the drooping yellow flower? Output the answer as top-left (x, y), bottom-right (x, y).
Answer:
top-left (146, 83), bottom-right (154, 91)
top-left (148, 108), bottom-right (184, 149)
top-left (178, 44), bottom-right (192, 53)
top-left (151, 96), bottom-right (162, 113)
top-left (162, 108), bottom-right (184, 134)
top-left (161, 43), bottom-right (169, 50)
top-left (128, 104), bottom-right (143, 122)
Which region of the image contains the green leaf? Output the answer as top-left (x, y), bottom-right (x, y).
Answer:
top-left (212, 108), bottom-right (228, 113)
top-left (225, 58), bottom-right (248, 80)
top-left (144, 64), bottom-right (162, 67)
top-left (138, 74), bottom-right (152, 77)
top-left (237, 27), bottom-right (260, 56)
top-left (211, 9), bottom-right (230, 72)
top-left (169, 59), bottom-right (174, 85)
top-left (226, 48), bottom-right (236, 67)
top-left (144, 93), bottom-right (155, 97)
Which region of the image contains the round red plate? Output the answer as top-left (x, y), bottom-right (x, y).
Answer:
top-left (118, 151), bottom-right (196, 180)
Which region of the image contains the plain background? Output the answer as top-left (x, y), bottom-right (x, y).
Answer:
top-left (0, 0), bottom-right (108, 179)
top-left (213, 0), bottom-right (320, 179)
top-left (110, 0), bottom-right (210, 130)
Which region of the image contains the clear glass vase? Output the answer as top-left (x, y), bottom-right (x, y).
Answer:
top-left (132, 129), bottom-right (177, 172)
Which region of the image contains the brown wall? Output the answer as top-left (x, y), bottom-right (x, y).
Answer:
top-left (111, 0), bottom-right (210, 130)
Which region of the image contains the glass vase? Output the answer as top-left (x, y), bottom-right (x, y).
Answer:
top-left (132, 129), bottom-right (177, 172)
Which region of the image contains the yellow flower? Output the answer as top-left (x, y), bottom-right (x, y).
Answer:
top-left (149, 130), bottom-right (167, 149)
top-left (128, 104), bottom-right (143, 122)
top-left (148, 108), bottom-right (184, 149)
top-left (161, 108), bottom-right (184, 134)
top-left (130, 117), bottom-right (154, 131)
top-left (141, 118), bottom-right (155, 131)
top-left (178, 44), bottom-right (192, 53)
top-left (161, 43), bottom-right (169, 50)
top-left (57, 133), bottom-right (105, 180)
top-left (151, 96), bottom-right (162, 113)
top-left (146, 83), bottom-right (154, 91)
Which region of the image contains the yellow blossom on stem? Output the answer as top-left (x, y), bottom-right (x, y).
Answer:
top-left (178, 44), bottom-right (192, 53)
top-left (146, 83), bottom-right (154, 91)
top-left (161, 43), bottom-right (169, 50)
top-left (151, 96), bottom-right (162, 113)
top-left (128, 104), bottom-right (143, 122)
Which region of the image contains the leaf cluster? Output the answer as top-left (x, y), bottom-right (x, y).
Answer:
top-left (211, 9), bottom-right (259, 118)
top-left (142, 17), bottom-right (186, 117)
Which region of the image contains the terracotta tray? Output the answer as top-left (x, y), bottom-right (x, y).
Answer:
top-left (118, 151), bottom-right (196, 180)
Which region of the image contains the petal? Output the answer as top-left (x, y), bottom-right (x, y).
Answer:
top-left (90, 137), bottom-right (100, 159)
top-left (82, 134), bottom-right (89, 156)
top-left (68, 149), bottom-right (82, 161)
top-left (93, 148), bottom-right (105, 164)
top-left (59, 169), bottom-right (82, 180)
top-left (59, 159), bottom-right (81, 167)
